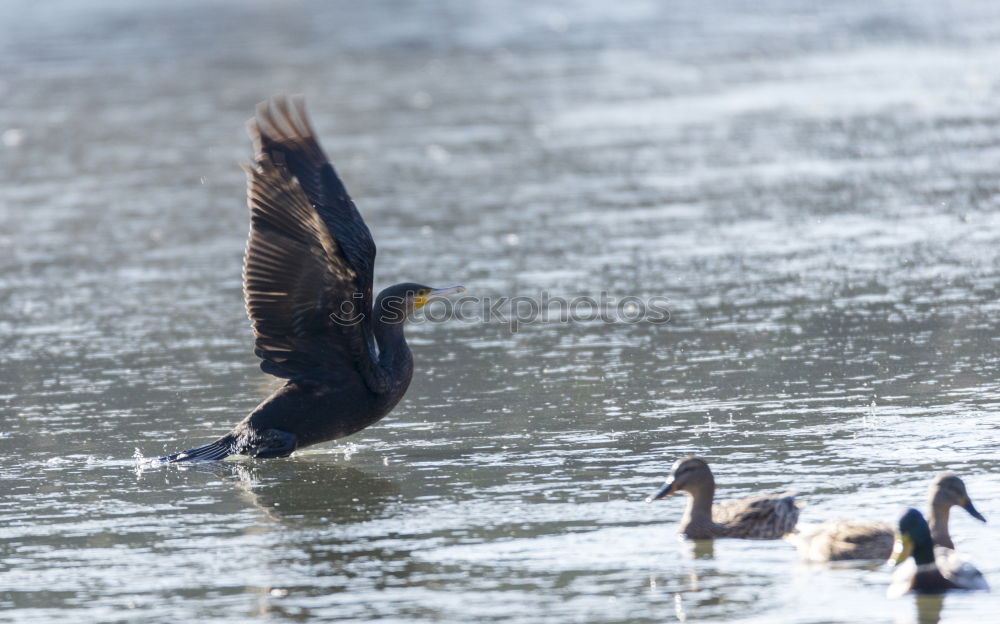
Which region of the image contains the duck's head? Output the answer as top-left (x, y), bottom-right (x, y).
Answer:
top-left (891, 508), bottom-right (935, 566)
top-left (929, 473), bottom-right (986, 522)
top-left (645, 456), bottom-right (714, 502)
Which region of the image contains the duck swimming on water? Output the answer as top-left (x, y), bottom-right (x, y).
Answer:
top-left (887, 508), bottom-right (988, 596)
top-left (646, 456), bottom-right (800, 539)
top-left (789, 472), bottom-right (986, 562)
top-left (159, 96), bottom-right (464, 462)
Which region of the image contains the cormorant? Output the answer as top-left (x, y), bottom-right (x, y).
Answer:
top-left (159, 96), bottom-right (464, 462)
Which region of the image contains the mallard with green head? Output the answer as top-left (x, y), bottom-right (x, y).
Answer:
top-left (790, 473), bottom-right (985, 562)
top-left (646, 456), bottom-right (800, 539)
top-left (887, 508), bottom-right (988, 597)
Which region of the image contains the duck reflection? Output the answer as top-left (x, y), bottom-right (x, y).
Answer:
top-left (913, 594), bottom-right (944, 624)
top-left (889, 594), bottom-right (945, 624)
top-left (682, 538), bottom-right (715, 560)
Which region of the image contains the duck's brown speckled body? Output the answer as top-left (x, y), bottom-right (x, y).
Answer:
top-left (791, 473), bottom-right (985, 562)
top-left (647, 456), bottom-right (800, 540)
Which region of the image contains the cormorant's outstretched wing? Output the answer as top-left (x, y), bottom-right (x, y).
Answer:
top-left (248, 96), bottom-right (376, 325)
top-left (242, 102), bottom-right (387, 392)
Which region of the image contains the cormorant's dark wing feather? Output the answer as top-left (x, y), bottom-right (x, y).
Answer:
top-left (242, 148), bottom-right (387, 392)
top-left (248, 96), bottom-right (377, 348)
top-left (242, 156), bottom-right (351, 378)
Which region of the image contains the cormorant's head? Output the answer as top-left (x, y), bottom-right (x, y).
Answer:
top-left (929, 473), bottom-right (986, 522)
top-left (891, 508), bottom-right (933, 566)
top-left (646, 456), bottom-right (714, 502)
top-left (375, 282), bottom-right (465, 325)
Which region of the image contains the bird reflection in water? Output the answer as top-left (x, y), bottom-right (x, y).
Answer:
top-left (648, 540), bottom-right (709, 623)
top-left (227, 458), bottom-right (400, 526)
top-left (674, 592), bottom-right (688, 622)
top-left (159, 456), bottom-right (406, 620)
top-left (683, 538), bottom-right (715, 560)
top-left (909, 594), bottom-right (945, 624)
top-left (141, 453), bottom-right (400, 525)
top-left (662, 570), bottom-right (699, 623)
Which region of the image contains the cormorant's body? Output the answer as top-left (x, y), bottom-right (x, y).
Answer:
top-left (235, 369), bottom-right (405, 452)
top-left (247, 370), bottom-right (405, 446)
top-left (160, 96), bottom-right (462, 462)
top-left (164, 346), bottom-right (412, 461)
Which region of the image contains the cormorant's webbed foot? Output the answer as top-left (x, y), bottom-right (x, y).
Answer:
top-left (159, 435), bottom-right (235, 463)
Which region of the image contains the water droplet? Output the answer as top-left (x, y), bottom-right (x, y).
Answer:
top-left (2, 128), bottom-right (24, 147)
top-left (410, 91), bottom-right (432, 109)
top-left (426, 144), bottom-right (450, 164)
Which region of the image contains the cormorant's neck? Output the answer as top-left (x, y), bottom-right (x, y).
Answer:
top-left (373, 318), bottom-right (411, 370)
top-left (928, 503), bottom-right (953, 549)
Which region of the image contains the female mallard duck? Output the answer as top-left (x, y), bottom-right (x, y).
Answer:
top-left (645, 456), bottom-right (800, 539)
top-left (790, 473), bottom-right (985, 562)
top-left (887, 508), bottom-right (988, 597)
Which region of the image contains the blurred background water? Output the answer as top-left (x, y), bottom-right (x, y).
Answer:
top-left (1, 1), bottom-right (1000, 622)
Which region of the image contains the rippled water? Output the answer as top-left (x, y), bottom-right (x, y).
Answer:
top-left (2, 1), bottom-right (1000, 622)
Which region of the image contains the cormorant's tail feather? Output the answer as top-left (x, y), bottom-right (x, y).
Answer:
top-left (159, 435), bottom-right (235, 463)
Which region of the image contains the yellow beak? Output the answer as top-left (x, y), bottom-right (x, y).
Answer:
top-left (414, 285), bottom-right (466, 310)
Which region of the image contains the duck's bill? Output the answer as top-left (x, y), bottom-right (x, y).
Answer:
top-left (645, 480), bottom-right (677, 503)
top-left (963, 498), bottom-right (987, 522)
top-left (889, 534), bottom-right (912, 566)
top-left (429, 285), bottom-right (466, 299)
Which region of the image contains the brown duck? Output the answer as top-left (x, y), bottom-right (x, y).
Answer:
top-left (646, 456), bottom-right (800, 539)
top-left (791, 472), bottom-right (985, 562)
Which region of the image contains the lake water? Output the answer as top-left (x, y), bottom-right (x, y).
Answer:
top-left (1, 1), bottom-right (999, 622)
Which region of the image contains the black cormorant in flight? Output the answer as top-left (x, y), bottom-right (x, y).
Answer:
top-left (160, 96), bottom-right (464, 461)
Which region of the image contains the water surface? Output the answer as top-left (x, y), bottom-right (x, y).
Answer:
top-left (2, 1), bottom-right (1000, 622)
